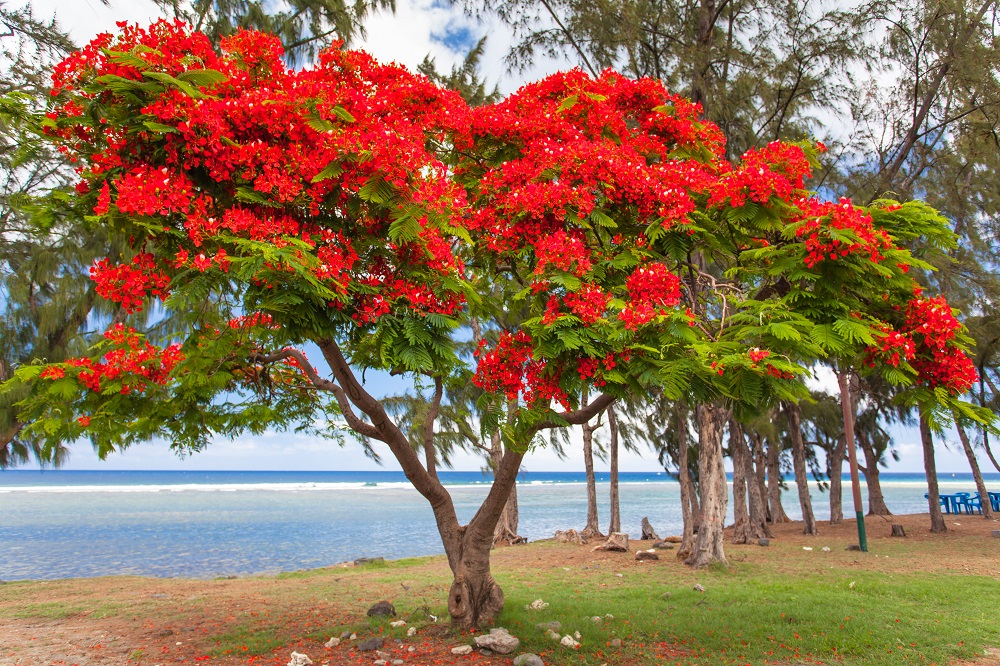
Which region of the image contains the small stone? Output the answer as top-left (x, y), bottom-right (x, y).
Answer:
top-left (615, 573), bottom-right (623, 578)
top-left (821, 546), bottom-right (831, 552)
top-left (574, 631), bottom-right (581, 640)
top-left (525, 598), bottom-right (549, 610)
top-left (610, 638), bottom-right (622, 648)
top-left (513, 654), bottom-right (544, 666)
top-left (560, 635), bottom-right (580, 648)
top-left (349, 634), bottom-right (357, 640)
top-left (849, 581), bottom-right (856, 588)
top-left (451, 645), bottom-right (474, 655)
top-left (474, 627), bottom-right (520, 654)
top-left (758, 538), bottom-right (770, 546)
top-left (340, 631), bottom-right (351, 639)
top-left (635, 550), bottom-right (659, 561)
top-left (591, 616), bottom-right (603, 623)
top-left (992, 530), bottom-right (1000, 538)
top-left (546, 629), bottom-right (561, 641)
top-left (536, 621), bottom-right (561, 632)
top-left (287, 653), bottom-right (312, 666)
top-left (324, 637), bottom-right (340, 648)
top-left (604, 614), bottom-right (614, 620)
top-left (480, 649), bottom-right (493, 656)
top-left (693, 583), bottom-right (706, 593)
top-left (406, 627), bottom-right (417, 637)
top-left (802, 546), bottom-right (813, 551)
top-left (367, 601), bottom-right (396, 618)
top-left (663, 535), bottom-right (683, 543)
top-left (408, 646), bottom-right (415, 652)
top-left (392, 661), bottom-right (403, 666)
top-left (389, 620), bottom-right (405, 628)
top-left (373, 661), bottom-right (387, 666)
top-left (652, 541), bottom-right (675, 550)
top-left (357, 637), bottom-right (384, 652)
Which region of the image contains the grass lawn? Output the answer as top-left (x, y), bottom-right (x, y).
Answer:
top-left (1, 513), bottom-right (998, 665)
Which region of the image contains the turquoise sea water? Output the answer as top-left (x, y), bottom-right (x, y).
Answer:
top-left (1, 470), bottom-right (996, 580)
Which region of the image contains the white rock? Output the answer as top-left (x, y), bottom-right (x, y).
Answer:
top-left (560, 635), bottom-right (580, 648)
top-left (373, 661), bottom-right (387, 666)
top-left (614, 573), bottom-right (623, 578)
top-left (474, 627), bottom-right (520, 654)
top-left (525, 599), bottom-right (549, 610)
top-left (803, 546), bottom-right (813, 551)
top-left (693, 583), bottom-right (706, 593)
top-left (389, 620), bottom-right (406, 628)
top-left (287, 652), bottom-right (313, 666)
top-left (350, 633), bottom-right (357, 640)
top-left (408, 646), bottom-right (415, 652)
top-left (406, 627), bottom-right (417, 637)
top-left (821, 547), bottom-right (831, 552)
top-left (451, 645), bottom-right (474, 655)
top-left (849, 581), bottom-right (856, 589)
top-left (604, 614), bottom-right (614, 620)
top-left (574, 631), bottom-right (581, 640)
top-left (324, 637), bottom-right (340, 648)
top-left (546, 629), bottom-right (561, 640)
top-left (591, 616), bottom-right (602, 623)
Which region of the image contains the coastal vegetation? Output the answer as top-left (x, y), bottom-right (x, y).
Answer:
top-left (1, 516), bottom-right (998, 665)
top-left (0, 0), bottom-right (998, 638)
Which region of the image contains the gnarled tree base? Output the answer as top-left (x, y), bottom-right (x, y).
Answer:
top-left (448, 572), bottom-right (505, 629)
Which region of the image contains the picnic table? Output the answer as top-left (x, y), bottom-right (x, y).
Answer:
top-left (926, 492), bottom-right (999, 514)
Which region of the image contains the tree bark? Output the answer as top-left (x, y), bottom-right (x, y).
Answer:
top-left (687, 402), bottom-right (729, 568)
top-left (955, 419), bottom-right (994, 519)
top-left (919, 415), bottom-right (947, 533)
top-left (783, 401), bottom-right (817, 535)
top-left (732, 420), bottom-right (771, 543)
top-left (580, 391), bottom-right (604, 539)
top-left (828, 433), bottom-right (847, 524)
top-left (858, 435), bottom-right (892, 516)
top-left (491, 433), bottom-right (524, 545)
top-left (766, 430), bottom-right (791, 523)
top-left (676, 402), bottom-right (696, 561)
top-left (730, 418), bottom-right (750, 544)
top-left (608, 407), bottom-right (621, 534)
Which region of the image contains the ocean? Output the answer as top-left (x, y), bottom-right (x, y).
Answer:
top-left (1, 470), bottom-right (996, 581)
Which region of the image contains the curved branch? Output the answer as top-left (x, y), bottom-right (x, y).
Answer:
top-left (538, 392), bottom-right (617, 429)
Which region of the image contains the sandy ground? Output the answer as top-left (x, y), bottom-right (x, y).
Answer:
top-left (1, 512), bottom-right (998, 666)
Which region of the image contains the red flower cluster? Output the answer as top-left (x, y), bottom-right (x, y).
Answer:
top-left (533, 231), bottom-right (592, 277)
top-left (90, 254), bottom-right (171, 313)
top-left (905, 296), bottom-right (977, 394)
top-left (63, 324), bottom-right (184, 394)
top-left (710, 142), bottom-right (811, 208)
top-left (472, 332), bottom-right (569, 408)
top-left (228, 312), bottom-right (276, 329)
top-left (795, 198), bottom-right (893, 268)
top-left (564, 283), bottom-right (611, 325)
top-left (619, 263), bottom-right (682, 330)
top-left (864, 325), bottom-right (916, 368)
top-left (748, 348), bottom-right (771, 365)
top-left (114, 165), bottom-right (193, 216)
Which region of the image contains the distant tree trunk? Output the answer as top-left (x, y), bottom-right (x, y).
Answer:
top-left (731, 419), bottom-right (771, 543)
top-left (955, 419), bottom-right (994, 519)
top-left (730, 418), bottom-right (750, 544)
top-left (608, 407), bottom-right (621, 534)
top-left (919, 415), bottom-right (946, 533)
top-left (766, 434), bottom-right (791, 523)
top-left (783, 401), bottom-right (817, 535)
top-left (580, 391), bottom-right (604, 539)
top-left (491, 431), bottom-right (524, 545)
top-left (750, 429), bottom-right (768, 520)
top-left (858, 435), bottom-right (892, 516)
top-left (676, 404), bottom-right (696, 560)
top-left (687, 402), bottom-right (729, 568)
top-left (828, 433), bottom-right (847, 524)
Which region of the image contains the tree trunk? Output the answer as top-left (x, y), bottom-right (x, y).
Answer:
top-left (608, 407), bottom-right (621, 534)
top-left (859, 435), bottom-right (892, 516)
top-left (687, 402), bottom-right (729, 568)
top-left (751, 429), bottom-right (768, 516)
top-left (783, 402), bottom-right (817, 535)
top-left (955, 419), bottom-right (994, 519)
top-left (490, 432), bottom-right (524, 545)
top-left (828, 433), bottom-right (847, 524)
top-left (734, 422), bottom-right (772, 542)
top-left (919, 415), bottom-right (947, 533)
top-left (580, 398), bottom-right (603, 539)
top-left (730, 418), bottom-right (750, 544)
top-left (676, 403), bottom-right (696, 561)
top-left (766, 432), bottom-right (791, 523)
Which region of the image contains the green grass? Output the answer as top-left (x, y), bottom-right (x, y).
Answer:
top-left (0, 601), bottom-right (86, 619)
top-left (208, 623), bottom-right (284, 657)
top-left (491, 562), bottom-right (1000, 665)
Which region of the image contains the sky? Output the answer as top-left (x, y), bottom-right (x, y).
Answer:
top-left (13, 0), bottom-right (992, 475)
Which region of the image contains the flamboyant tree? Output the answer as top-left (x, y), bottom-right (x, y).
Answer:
top-left (4, 19), bottom-right (990, 624)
